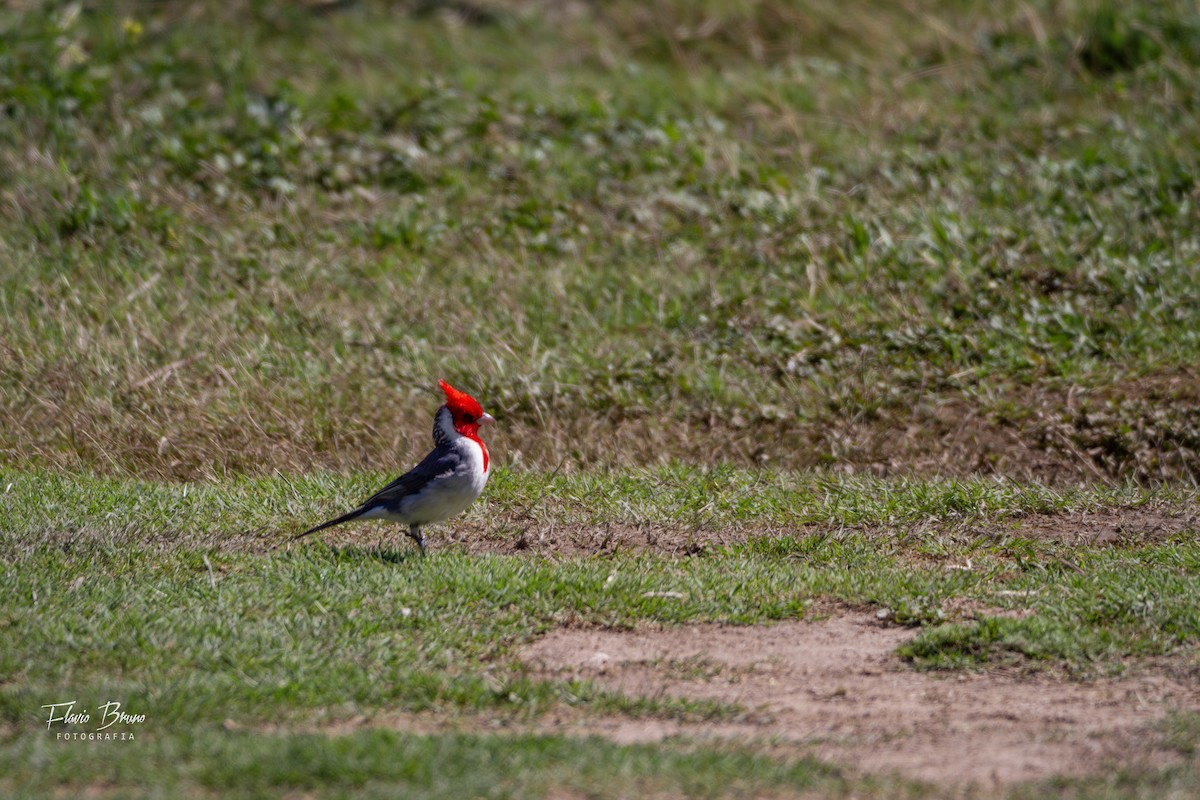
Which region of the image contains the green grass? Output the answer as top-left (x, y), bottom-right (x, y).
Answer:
top-left (4, 1), bottom-right (1200, 796)
top-left (3, 470), bottom-right (1199, 797)
top-left (1, 727), bottom-right (864, 799)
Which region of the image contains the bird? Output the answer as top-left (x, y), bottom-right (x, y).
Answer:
top-left (293, 379), bottom-right (494, 554)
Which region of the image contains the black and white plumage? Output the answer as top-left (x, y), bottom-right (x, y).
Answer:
top-left (294, 380), bottom-right (494, 554)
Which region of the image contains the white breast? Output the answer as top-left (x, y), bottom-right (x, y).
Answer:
top-left (386, 437), bottom-right (489, 527)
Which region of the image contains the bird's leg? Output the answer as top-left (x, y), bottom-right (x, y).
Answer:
top-left (408, 525), bottom-right (426, 556)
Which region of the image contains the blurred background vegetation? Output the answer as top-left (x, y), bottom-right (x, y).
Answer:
top-left (1, 0), bottom-right (1198, 483)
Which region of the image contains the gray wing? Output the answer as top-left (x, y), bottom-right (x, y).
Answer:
top-left (360, 445), bottom-right (463, 512)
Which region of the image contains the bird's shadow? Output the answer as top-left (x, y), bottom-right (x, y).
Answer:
top-left (324, 544), bottom-right (424, 564)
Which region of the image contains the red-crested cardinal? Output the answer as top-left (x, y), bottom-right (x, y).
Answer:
top-left (294, 380), bottom-right (494, 554)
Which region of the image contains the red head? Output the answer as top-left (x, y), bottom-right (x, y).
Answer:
top-left (439, 379), bottom-right (494, 439)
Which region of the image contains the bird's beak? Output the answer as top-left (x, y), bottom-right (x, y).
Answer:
top-left (479, 413), bottom-right (495, 427)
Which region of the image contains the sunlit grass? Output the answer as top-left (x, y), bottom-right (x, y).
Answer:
top-left (3, 1), bottom-right (1200, 796)
top-left (1, 1), bottom-right (1198, 482)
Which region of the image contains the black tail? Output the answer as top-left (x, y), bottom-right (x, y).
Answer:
top-left (293, 507), bottom-right (368, 541)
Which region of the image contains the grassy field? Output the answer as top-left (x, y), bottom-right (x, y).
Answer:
top-left (2, 1), bottom-right (1200, 797)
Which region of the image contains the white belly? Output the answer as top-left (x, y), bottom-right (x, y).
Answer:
top-left (396, 471), bottom-right (485, 525)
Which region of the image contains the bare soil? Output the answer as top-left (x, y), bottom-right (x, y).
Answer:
top-left (230, 503), bottom-right (1195, 558)
top-left (34, 501), bottom-right (1179, 561)
top-left (442, 505), bottom-right (1199, 556)
top-left (521, 612), bottom-right (1200, 787)
top-left (975, 506), bottom-right (1200, 545)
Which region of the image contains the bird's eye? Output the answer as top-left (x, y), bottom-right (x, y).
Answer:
top-left (462, 414), bottom-right (475, 424)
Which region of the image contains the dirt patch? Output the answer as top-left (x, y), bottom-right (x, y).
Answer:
top-left (521, 613), bottom-right (1200, 787)
top-left (442, 505), bottom-right (1198, 557)
top-left (977, 507), bottom-right (1200, 545)
top-left (791, 368), bottom-right (1200, 485)
top-left (938, 596), bottom-right (1036, 621)
top-left (1043, 369), bottom-right (1200, 483)
top-left (25, 504), bottom-right (1188, 561)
